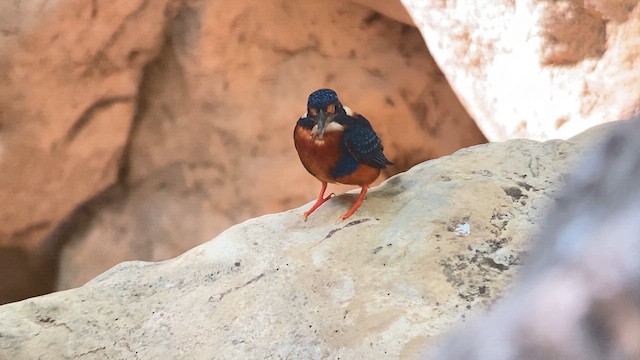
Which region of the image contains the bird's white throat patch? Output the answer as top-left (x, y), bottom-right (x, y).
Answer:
top-left (311, 122), bottom-right (345, 136)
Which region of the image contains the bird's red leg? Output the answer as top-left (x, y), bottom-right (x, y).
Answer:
top-left (303, 182), bottom-right (335, 221)
top-left (340, 186), bottom-right (368, 220)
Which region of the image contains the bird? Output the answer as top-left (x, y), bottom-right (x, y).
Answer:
top-left (293, 88), bottom-right (393, 220)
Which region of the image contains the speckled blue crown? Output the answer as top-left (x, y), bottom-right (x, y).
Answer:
top-left (307, 89), bottom-right (339, 108)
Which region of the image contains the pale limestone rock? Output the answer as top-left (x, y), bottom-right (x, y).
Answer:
top-left (0, 137), bottom-right (582, 359)
top-left (401, 0), bottom-right (640, 141)
top-left (428, 117), bottom-right (640, 360)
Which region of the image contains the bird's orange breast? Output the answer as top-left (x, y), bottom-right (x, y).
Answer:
top-left (294, 125), bottom-right (382, 186)
top-left (335, 164), bottom-right (380, 186)
top-left (294, 125), bottom-right (342, 183)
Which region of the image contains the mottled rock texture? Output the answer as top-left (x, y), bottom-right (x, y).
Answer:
top-left (429, 116), bottom-right (640, 360)
top-left (0, 136), bottom-right (583, 359)
top-left (402, 0), bottom-right (640, 141)
top-left (0, 0), bottom-right (485, 304)
top-left (0, 0), bottom-right (170, 304)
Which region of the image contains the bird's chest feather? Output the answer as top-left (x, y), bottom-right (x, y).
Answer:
top-left (294, 126), bottom-right (343, 183)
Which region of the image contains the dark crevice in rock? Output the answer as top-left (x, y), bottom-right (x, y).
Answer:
top-left (85, 0), bottom-right (152, 76)
top-left (214, 272), bottom-right (266, 302)
top-left (503, 186), bottom-right (523, 201)
top-left (0, 246), bottom-right (51, 304)
top-left (44, 22), bottom-right (182, 297)
top-left (318, 218), bottom-right (372, 244)
top-left (118, 27), bottom-right (186, 185)
top-left (516, 181), bottom-right (535, 191)
top-left (481, 256), bottom-right (510, 272)
top-left (64, 96), bottom-right (134, 144)
top-left (45, 183), bottom-right (126, 289)
top-left (171, 2), bottom-right (202, 53)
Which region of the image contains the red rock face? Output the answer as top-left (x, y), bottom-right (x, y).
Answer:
top-left (0, 0), bottom-right (485, 303)
top-left (0, 0), bottom-right (171, 303)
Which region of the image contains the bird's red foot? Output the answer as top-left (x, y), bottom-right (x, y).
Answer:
top-left (303, 193), bottom-right (334, 220)
top-left (303, 182), bottom-right (334, 221)
top-left (339, 186), bottom-right (368, 220)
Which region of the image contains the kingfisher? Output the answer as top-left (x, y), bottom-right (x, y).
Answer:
top-left (294, 88), bottom-right (393, 220)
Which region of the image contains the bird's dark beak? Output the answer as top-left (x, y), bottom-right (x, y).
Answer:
top-left (315, 109), bottom-right (328, 138)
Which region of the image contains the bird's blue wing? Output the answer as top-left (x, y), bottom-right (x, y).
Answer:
top-left (342, 115), bottom-right (392, 169)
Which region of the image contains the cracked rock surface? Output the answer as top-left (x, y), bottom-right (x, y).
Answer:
top-left (0, 135), bottom-right (587, 359)
top-left (430, 117), bottom-right (640, 360)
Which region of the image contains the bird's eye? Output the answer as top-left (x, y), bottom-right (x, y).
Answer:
top-left (309, 108), bottom-right (317, 116)
top-left (326, 104), bottom-right (336, 114)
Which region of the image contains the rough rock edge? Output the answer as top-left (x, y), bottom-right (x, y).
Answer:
top-left (428, 116), bottom-right (640, 359)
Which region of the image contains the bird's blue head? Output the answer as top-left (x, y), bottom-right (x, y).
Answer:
top-left (307, 88), bottom-right (339, 109)
top-left (306, 88), bottom-right (344, 138)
